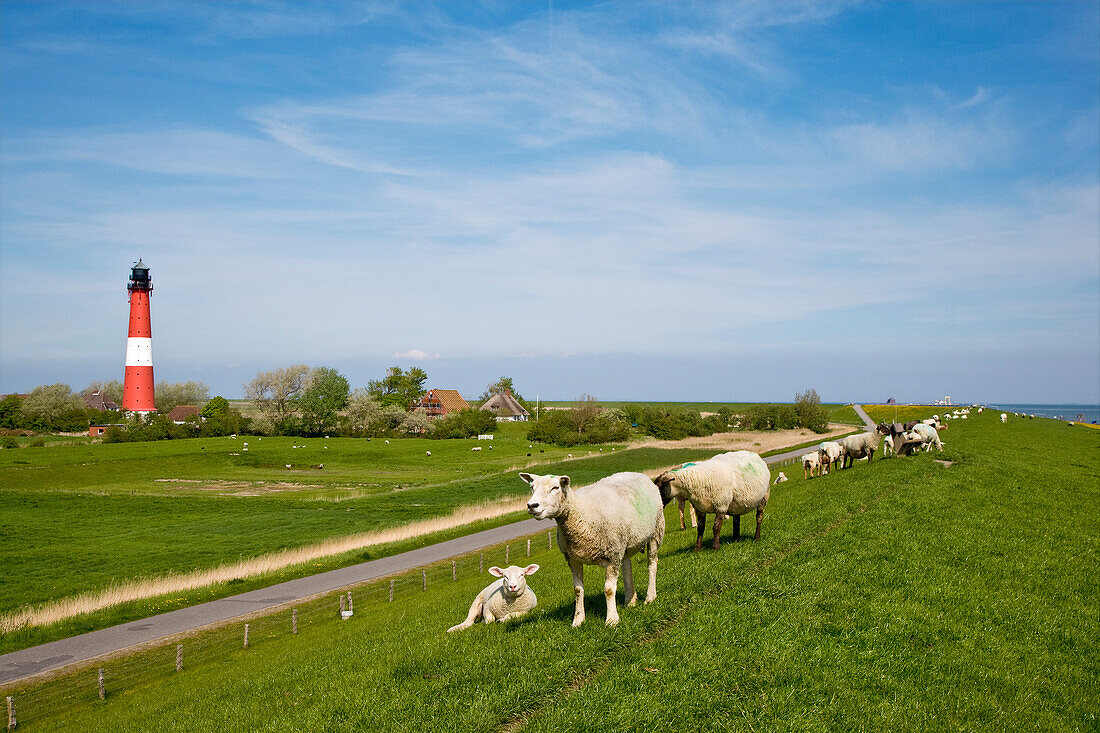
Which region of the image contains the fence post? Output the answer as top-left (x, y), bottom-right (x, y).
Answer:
top-left (340, 594), bottom-right (346, 615)
top-left (549, 530), bottom-right (552, 549)
top-left (506, 544), bottom-right (510, 563)
top-left (452, 560), bottom-right (456, 580)
top-left (479, 554), bottom-right (483, 573)
top-left (98, 668), bottom-right (105, 700)
top-left (243, 623), bottom-right (250, 649)
top-left (7, 695), bottom-right (14, 731)
top-left (389, 579), bottom-right (394, 602)
top-left (526, 539), bottom-right (531, 557)
top-left (347, 591), bottom-right (353, 614)
top-left (176, 644), bottom-right (183, 672)
top-left (422, 569), bottom-right (427, 591)
top-left (292, 608), bottom-right (297, 634)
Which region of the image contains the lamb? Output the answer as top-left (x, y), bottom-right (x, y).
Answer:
top-left (1001, 413), bottom-right (1008, 423)
top-left (522, 472), bottom-right (663, 627)
top-left (819, 441), bottom-right (844, 472)
top-left (654, 451), bottom-right (770, 552)
top-left (773, 472), bottom-right (788, 484)
top-left (802, 450), bottom-right (822, 479)
top-left (447, 564), bottom-right (539, 632)
top-left (909, 423), bottom-right (944, 451)
top-left (838, 431), bottom-right (879, 468)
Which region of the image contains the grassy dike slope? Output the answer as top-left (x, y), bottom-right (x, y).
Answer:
top-left (51, 410), bottom-right (1097, 732)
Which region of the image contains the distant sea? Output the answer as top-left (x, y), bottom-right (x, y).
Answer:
top-left (985, 403), bottom-right (1100, 424)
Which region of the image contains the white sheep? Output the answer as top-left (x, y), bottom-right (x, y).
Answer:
top-left (447, 564), bottom-right (540, 632)
top-left (472, 446), bottom-right (482, 452)
top-left (523, 472), bottom-right (664, 627)
top-left (426, 451), bottom-right (431, 456)
top-left (1001, 413), bottom-right (1008, 423)
top-left (654, 451), bottom-right (770, 551)
top-left (801, 451), bottom-right (822, 479)
top-left (838, 431), bottom-right (880, 467)
top-left (909, 423), bottom-right (944, 451)
top-left (773, 472), bottom-right (788, 484)
top-left (819, 441), bottom-right (844, 473)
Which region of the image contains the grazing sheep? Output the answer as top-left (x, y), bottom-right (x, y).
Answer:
top-left (820, 441), bottom-right (844, 472)
top-left (447, 564), bottom-right (540, 632)
top-left (522, 472), bottom-right (664, 627)
top-left (838, 431), bottom-right (879, 468)
top-left (654, 451), bottom-right (770, 551)
top-left (426, 451), bottom-right (431, 456)
top-left (773, 472), bottom-right (788, 484)
top-left (909, 423), bottom-right (944, 451)
top-left (472, 446), bottom-right (482, 451)
top-left (802, 451), bottom-right (822, 479)
top-left (1001, 413), bottom-right (1008, 423)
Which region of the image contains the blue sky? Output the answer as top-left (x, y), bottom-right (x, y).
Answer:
top-left (2, 1), bottom-right (1097, 403)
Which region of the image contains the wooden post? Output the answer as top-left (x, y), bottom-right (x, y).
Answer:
top-left (389, 579), bottom-right (394, 602)
top-left (526, 539), bottom-right (531, 557)
top-left (505, 544), bottom-right (510, 563)
top-left (347, 591), bottom-right (353, 614)
top-left (340, 594), bottom-right (346, 615)
top-left (98, 668), bottom-right (105, 700)
top-left (548, 530), bottom-right (552, 549)
top-left (292, 608), bottom-right (298, 634)
top-left (6, 695), bottom-right (14, 731)
top-left (422, 569), bottom-right (427, 591)
top-left (452, 560), bottom-right (456, 580)
top-left (479, 554), bottom-right (483, 573)
top-left (243, 623), bottom-right (250, 649)
top-left (176, 644), bottom-right (183, 672)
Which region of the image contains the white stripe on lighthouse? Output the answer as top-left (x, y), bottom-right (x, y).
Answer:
top-left (125, 337), bottom-right (153, 367)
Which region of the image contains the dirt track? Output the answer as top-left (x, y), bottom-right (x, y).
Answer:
top-left (629, 423), bottom-right (856, 452)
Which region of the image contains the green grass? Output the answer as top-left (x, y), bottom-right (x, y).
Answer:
top-left (10, 410), bottom-right (1097, 731)
top-left (863, 403), bottom-right (942, 424)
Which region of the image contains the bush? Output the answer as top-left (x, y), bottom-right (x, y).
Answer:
top-left (1, 436), bottom-right (18, 449)
top-left (742, 404), bottom-right (799, 431)
top-left (431, 409), bottom-right (497, 439)
top-left (526, 407), bottom-right (630, 446)
top-left (625, 406), bottom-right (728, 440)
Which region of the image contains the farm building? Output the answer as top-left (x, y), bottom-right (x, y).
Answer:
top-left (480, 389), bottom-right (530, 422)
top-left (83, 390), bottom-right (120, 411)
top-left (167, 405), bottom-right (200, 424)
top-left (417, 389), bottom-right (470, 418)
top-left (88, 423), bottom-right (124, 437)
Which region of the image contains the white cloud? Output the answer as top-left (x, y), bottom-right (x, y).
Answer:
top-left (394, 349), bottom-right (441, 361)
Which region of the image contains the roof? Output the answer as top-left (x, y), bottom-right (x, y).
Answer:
top-left (167, 405), bottom-right (200, 422)
top-left (480, 390), bottom-right (529, 417)
top-left (420, 389), bottom-right (470, 413)
top-left (83, 391), bottom-right (120, 411)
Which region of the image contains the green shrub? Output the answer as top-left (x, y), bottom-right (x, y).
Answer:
top-left (1, 436), bottom-right (18, 449)
top-left (431, 409), bottom-right (497, 440)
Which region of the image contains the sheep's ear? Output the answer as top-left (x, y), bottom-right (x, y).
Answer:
top-left (523, 564), bottom-right (539, 576)
top-left (488, 566), bottom-right (504, 577)
top-left (518, 472), bottom-right (536, 486)
top-left (558, 476), bottom-right (570, 492)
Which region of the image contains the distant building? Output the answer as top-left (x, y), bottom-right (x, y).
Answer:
top-left (167, 405), bottom-right (200, 424)
top-left (886, 398), bottom-right (897, 405)
top-left (88, 423), bottom-right (124, 437)
top-left (480, 389), bottom-right (530, 422)
top-left (417, 389), bottom-right (470, 418)
top-left (83, 391), bottom-right (120, 412)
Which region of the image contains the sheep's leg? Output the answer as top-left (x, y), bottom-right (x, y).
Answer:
top-left (447, 593), bottom-right (484, 632)
top-left (712, 513), bottom-right (725, 550)
top-left (688, 503), bottom-right (696, 527)
top-left (731, 513), bottom-right (742, 542)
top-left (693, 510), bottom-right (706, 551)
top-left (569, 558), bottom-right (586, 627)
top-left (622, 556), bottom-right (637, 607)
top-left (677, 499), bottom-right (687, 530)
top-left (644, 537), bottom-right (659, 603)
top-left (755, 502), bottom-right (765, 541)
top-left (603, 563), bottom-right (620, 626)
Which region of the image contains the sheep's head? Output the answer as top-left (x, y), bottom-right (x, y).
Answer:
top-left (488, 564), bottom-right (539, 599)
top-left (875, 422), bottom-right (891, 436)
top-left (521, 473), bottom-right (569, 519)
top-left (653, 470), bottom-right (683, 505)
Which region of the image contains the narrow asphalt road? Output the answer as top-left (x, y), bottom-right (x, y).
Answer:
top-left (0, 419), bottom-right (870, 686)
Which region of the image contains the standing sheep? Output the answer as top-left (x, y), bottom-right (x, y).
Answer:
top-left (522, 472), bottom-right (664, 627)
top-left (838, 431), bottom-right (880, 468)
top-left (447, 564), bottom-right (539, 632)
top-left (909, 423), bottom-right (944, 451)
top-left (1001, 413), bottom-right (1008, 423)
top-left (820, 441), bottom-right (844, 473)
top-left (802, 450), bottom-right (822, 479)
top-left (654, 451), bottom-right (770, 551)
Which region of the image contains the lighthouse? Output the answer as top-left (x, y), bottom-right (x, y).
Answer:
top-left (122, 259), bottom-right (156, 414)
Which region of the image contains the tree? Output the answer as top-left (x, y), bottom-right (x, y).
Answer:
top-left (83, 380), bottom-right (124, 406)
top-left (400, 409), bottom-right (433, 435)
top-left (343, 389), bottom-right (405, 437)
top-left (155, 380), bottom-right (210, 414)
top-left (479, 377), bottom-right (524, 403)
top-left (245, 365), bottom-right (311, 428)
top-left (19, 384), bottom-right (87, 431)
top-left (299, 367), bottom-right (350, 435)
top-left (794, 388), bottom-right (829, 433)
top-left (201, 396), bottom-right (230, 418)
top-left (0, 395), bottom-right (24, 429)
top-left (367, 366), bottom-right (428, 409)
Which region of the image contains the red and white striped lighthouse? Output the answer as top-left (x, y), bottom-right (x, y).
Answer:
top-left (122, 259), bottom-right (156, 414)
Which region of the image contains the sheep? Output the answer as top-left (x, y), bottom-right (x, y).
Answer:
top-left (426, 451), bottom-right (431, 456)
top-left (820, 441), bottom-right (844, 472)
top-left (1001, 413), bottom-right (1008, 423)
top-left (522, 472), bottom-right (663, 627)
top-left (838, 431), bottom-right (879, 468)
top-left (909, 423), bottom-right (944, 451)
top-left (654, 451), bottom-right (770, 552)
top-left (447, 564), bottom-right (540, 632)
top-left (471, 446), bottom-right (482, 452)
top-left (773, 472), bottom-right (788, 484)
top-left (818, 448), bottom-right (833, 474)
top-left (802, 450), bottom-right (822, 479)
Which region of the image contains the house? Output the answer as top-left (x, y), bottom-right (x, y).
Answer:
top-left (83, 391), bottom-right (120, 412)
top-left (417, 389), bottom-right (470, 418)
top-left (480, 389), bottom-right (530, 422)
top-left (88, 423), bottom-right (124, 437)
top-left (167, 405), bottom-right (201, 425)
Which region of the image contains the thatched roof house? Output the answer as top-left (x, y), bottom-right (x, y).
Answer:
top-left (480, 390), bottom-right (530, 422)
top-left (83, 391), bottom-right (120, 411)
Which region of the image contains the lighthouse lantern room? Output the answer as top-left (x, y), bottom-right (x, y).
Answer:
top-left (122, 259), bottom-right (156, 414)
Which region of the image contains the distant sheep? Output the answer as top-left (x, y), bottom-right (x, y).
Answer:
top-left (523, 472), bottom-right (663, 627)
top-left (655, 451), bottom-right (770, 551)
top-left (447, 564), bottom-right (539, 632)
top-left (773, 472), bottom-right (788, 484)
top-left (471, 447), bottom-right (482, 452)
top-left (426, 451), bottom-right (432, 456)
top-left (1001, 413), bottom-right (1008, 423)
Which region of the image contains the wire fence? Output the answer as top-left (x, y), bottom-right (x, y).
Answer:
top-left (1, 529), bottom-right (558, 731)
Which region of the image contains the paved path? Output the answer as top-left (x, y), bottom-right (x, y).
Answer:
top-left (0, 428), bottom-right (869, 686)
top-left (852, 403), bottom-right (876, 430)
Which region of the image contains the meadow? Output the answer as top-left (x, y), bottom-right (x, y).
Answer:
top-left (9, 408), bottom-right (1096, 731)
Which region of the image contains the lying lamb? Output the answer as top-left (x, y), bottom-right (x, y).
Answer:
top-left (447, 564), bottom-right (540, 632)
top-left (523, 472), bottom-right (664, 627)
top-left (655, 451), bottom-right (770, 551)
